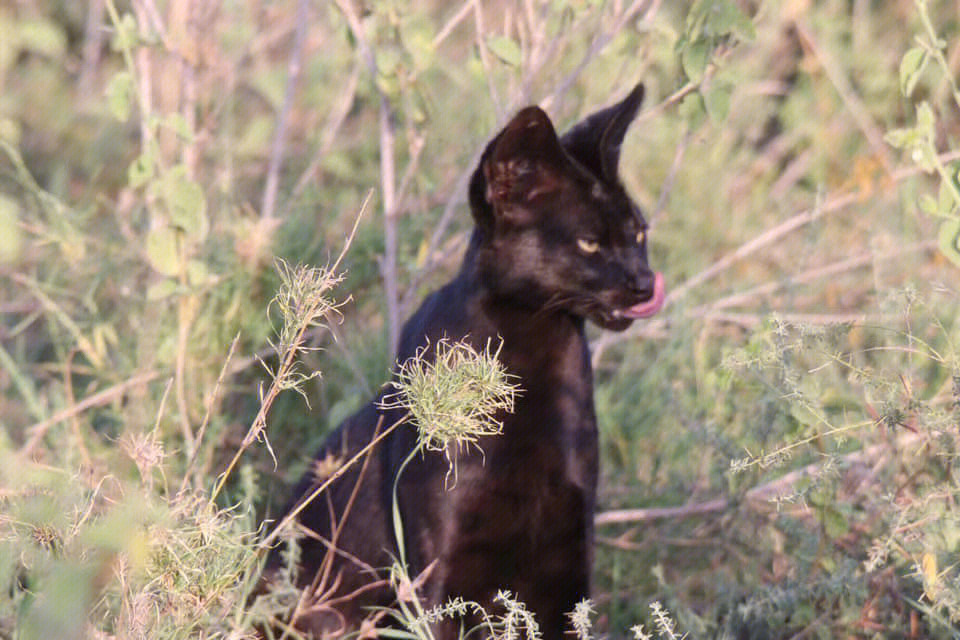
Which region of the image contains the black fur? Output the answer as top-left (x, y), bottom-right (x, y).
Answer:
top-left (265, 84), bottom-right (661, 638)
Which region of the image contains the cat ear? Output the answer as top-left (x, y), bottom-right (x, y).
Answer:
top-left (469, 106), bottom-right (568, 230)
top-left (485, 106), bottom-right (567, 204)
top-left (559, 83), bottom-right (644, 183)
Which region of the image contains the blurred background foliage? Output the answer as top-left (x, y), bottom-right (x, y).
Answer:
top-left (0, 0), bottom-right (959, 637)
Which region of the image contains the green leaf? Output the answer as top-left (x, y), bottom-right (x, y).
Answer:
top-left (164, 113), bottom-right (193, 142)
top-left (884, 127), bottom-right (916, 150)
top-left (111, 12), bottom-right (138, 53)
top-left (186, 259), bottom-right (211, 286)
top-left (938, 176), bottom-right (958, 216)
top-left (711, 0), bottom-right (756, 41)
top-left (145, 226), bottom-right (182, 276)
top-left (916, 101), bottom-right (934, 137)
top-left (146, 279), bottom-right (178, 301)
top-left (17, 18), bottom-right (67, 57)
top-left (161, 168), bottom-right (208, 240)
top-left (127, 151), bottom-right (155, 189)
top-left (899, 47), bottom-right (926, 97)
top-left (938, 218), bottom-right (960, 268)
top-left (0, 193), bottom-right (23, 264)
top-left (0, 117), bottom-right (19, 145)
top-left (486, 35), bottom-right (522, 67)
top-left (918, 194), bottom-right (938, 216)
top-left (106, 72), bottom-right (134, 122)
top-left (704, 82), bottom-right (733, 122)
top-left (374, 47), bottom-right (402, 77)
top-left (236, 115), bottom-right (274, 157)
top-left (823, 505), bottom-right (849, 539)
top-left (678, 91), bottom-right (707, 130)
top-left (681, 37), bottom-right (710, 82)
top-left (789, 403), bottom-right (814, 427)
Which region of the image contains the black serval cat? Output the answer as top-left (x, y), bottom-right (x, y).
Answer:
top-left (264, 83), bottom-right (664, 638)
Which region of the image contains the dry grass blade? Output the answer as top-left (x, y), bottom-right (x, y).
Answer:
top-left (211, 199), bottom-right (368, 503)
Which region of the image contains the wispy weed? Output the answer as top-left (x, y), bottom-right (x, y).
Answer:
top-left (380, 337), bottom-right (520, 478)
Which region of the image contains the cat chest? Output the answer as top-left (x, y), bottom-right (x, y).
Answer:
top-left (445, 368), bottom-right (600, 526)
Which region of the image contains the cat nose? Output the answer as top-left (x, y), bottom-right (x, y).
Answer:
top-left (628, 271), bottom-right (657, 300)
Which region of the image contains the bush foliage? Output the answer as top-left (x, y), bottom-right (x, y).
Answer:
top-left (1, 0), bottom-right (960, 638)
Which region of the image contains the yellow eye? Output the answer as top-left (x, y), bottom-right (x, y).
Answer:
top-left (577, 238), bottom-right (599, 254)
top-left (636, 230), bottom-right (646, 244)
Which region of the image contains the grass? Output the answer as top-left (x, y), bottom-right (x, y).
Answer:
top-left (1, 0), bottom-right (960, 637)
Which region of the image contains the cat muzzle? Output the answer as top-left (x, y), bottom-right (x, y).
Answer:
top-left (616, 271), bottom-right (665, 319)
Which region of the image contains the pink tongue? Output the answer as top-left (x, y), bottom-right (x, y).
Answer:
top-left (621, 272), bottom-right (665, 319)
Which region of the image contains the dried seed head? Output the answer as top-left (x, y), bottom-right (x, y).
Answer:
top-left (378, 338), bottom-right (520, 469)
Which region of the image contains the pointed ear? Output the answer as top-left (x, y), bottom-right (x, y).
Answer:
top-left (559, 83), bottom-right (644, 182)
top-left (469, 106), bottom-right (568, 231)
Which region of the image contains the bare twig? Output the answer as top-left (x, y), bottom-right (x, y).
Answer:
top-left (130, 2), bottom-right (154, 152)
top-left (78, 0), bottom-right (106, 98)
top-left (472, 0), bottom-right (503, 118)
top-left (650, 129), bottom-right (691, 225)
top-left (332, 0), bottom-right (402, 352)
top-left (261, 0), bottom-right (310, 221)
top-left (174, 289), bottom-right (199, 456)
top-left (433, 0), bottom-right (477, 48)
top-left (378, 96), bottom-right (401, 354)
top-left (297, 415), bottom-right (387, 630)
top-left (132, 0), bottom-right (171, 49)
top-left (793, 19), bottom-right (894, 175)
top-left (546, 0), bottom-right (658, 108)
top-left (63, 350), bottom-right (92, 468)
top-left (288, 64), bottom-right (362, 205)
top-left (677, 151), bottom-right (960, 303)
top-left (179, 332), bottom-right (241, 495)
top-left (258, 414), bottom-right (407, 550)
top-left (594, 431), bottom-right (929, 526)
top-left (21, 370), bottom-right (160, 456)
top-left (594, 499), bottom-right (728, 525)
top-left (698, 311), bottom-right (891, 330)
top-left (694, 241), bottom-right (935, 314)
top-left (687, 192), bottom-right (850, 301)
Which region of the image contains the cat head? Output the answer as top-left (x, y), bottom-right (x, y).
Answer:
top-left (468, 83), bottom-right (664, 331)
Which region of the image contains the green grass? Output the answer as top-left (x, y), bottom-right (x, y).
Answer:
top-left (1, 0), bottom-right (960, 637)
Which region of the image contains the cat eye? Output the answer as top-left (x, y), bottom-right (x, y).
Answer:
top-left (635, 230), bottom-right (646, 244)
top-left (577, 238), bottom-right (599, 254)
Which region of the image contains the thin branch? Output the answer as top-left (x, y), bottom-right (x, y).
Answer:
top-left (378, 94), bottom-right (401, 354)
top-left (332, 0), bottom-right (401, 352)
top-left (699, 311), bottom-right (892, 329)
top-left (649, 129), bottom-right (690, 225)
top-left (258, 415), bottom-right (407, 550)
top-left (433, 0), bottom-right (477, 48)
top-left (287, 64), bottom-right (362, 205)
top-left (21, 370), bottom-right (160, 456)
top-left (695, 241), bottom-right (935, 314)
top-left (472, 0), bottom-right (503, 118)
top-left (132, 0), bottom-right (171, 49)
top-left (793, 18), bottom-right (894, 175)
top-left (670, 151), bottom-right (960, 305)
top-left (174, 295), bottom-right (197, 456)
top-left (594, 431), bottom-right (929, 526)
top-left (546, 0), bottom-right (658, 108)
top-left (179, 332), bottom-right (241, 495)
top-left (78, 0), bottom-right (106, 98)
top-left (260, 0), bottom-right (310, 221)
